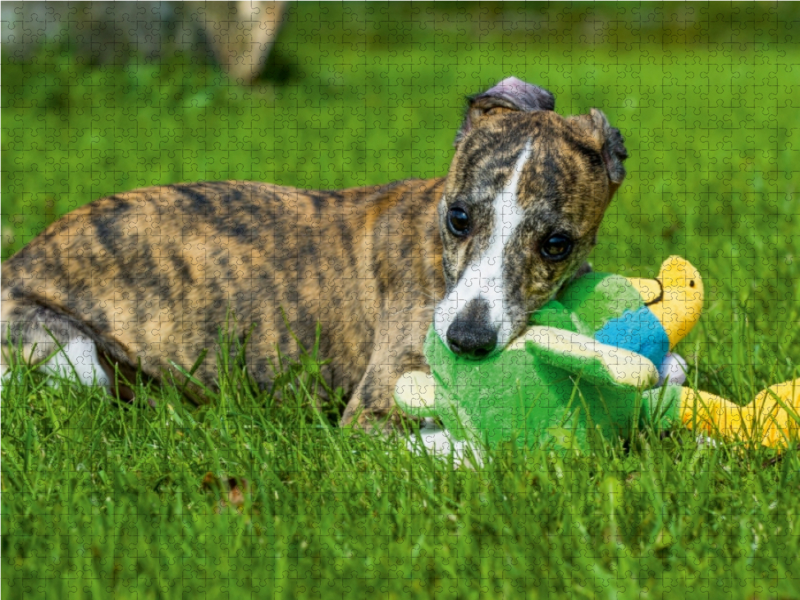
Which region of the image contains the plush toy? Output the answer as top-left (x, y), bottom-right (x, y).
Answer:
top-left (395, 256), bottom-right (800, 454)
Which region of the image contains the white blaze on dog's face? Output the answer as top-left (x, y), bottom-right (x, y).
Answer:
top-left (434, 143), bottom-right (532, 353)
top-left (434, 81), bottom-right (627, 359)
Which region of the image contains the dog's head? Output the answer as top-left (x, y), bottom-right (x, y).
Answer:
top-left (434, 77), bottom-right (628, 358)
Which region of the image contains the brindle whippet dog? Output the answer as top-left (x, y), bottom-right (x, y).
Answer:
top-left (1, 77), bottom-right (628, 430)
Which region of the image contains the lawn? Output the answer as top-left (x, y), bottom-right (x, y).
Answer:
top-left (3, 3), bottom-right (800, 597)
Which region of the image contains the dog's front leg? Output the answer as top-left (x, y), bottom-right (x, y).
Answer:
top-left (340, 310), bottom-right (430, 431)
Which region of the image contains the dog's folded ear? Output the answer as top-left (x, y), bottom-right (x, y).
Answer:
top-left (588, 108), bottom-right (628, 187)
top-left (454, 77), bottom-right (555, 146)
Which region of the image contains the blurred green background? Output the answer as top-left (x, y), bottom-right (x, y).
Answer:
top-left (3, 1), bottom-right (800, 392)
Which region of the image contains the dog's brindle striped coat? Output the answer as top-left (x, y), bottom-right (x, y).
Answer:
top-left (1, 78), bottom-right (628, 429)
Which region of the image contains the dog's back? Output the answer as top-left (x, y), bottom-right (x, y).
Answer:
top-left (1, 178), bottom-right (445, 400)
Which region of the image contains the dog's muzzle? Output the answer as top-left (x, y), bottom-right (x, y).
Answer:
top-left (445, 298), bottom-right (498, 359)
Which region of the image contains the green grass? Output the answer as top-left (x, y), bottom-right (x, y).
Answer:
top-left (4, 3), bottom-right (800, 597)
top-left (4, 344), bottom-right (800, 598)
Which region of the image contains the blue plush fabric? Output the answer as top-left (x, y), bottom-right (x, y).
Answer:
top-left (594, 307), bottom-right (670, 368)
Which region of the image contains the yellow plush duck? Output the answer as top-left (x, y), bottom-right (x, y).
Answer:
top-left (636, 257), bottom-right (800, 449)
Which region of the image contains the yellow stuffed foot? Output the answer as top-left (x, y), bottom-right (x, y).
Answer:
top-left (679, 379), bottom-right (800, 449)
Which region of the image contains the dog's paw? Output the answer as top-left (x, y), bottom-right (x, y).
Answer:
top-left (407, 423), bottom-right (484, 469)
top-left (349, 409), bottom-right (424, 437)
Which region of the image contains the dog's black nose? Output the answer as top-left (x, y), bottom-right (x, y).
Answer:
top-left (446, 299), bottom-right (498, 359)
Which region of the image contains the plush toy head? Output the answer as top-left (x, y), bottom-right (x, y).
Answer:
top-left (395, 256), bottom-right (704, 451)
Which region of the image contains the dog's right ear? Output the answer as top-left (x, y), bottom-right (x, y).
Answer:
top-left (454, 77), bottom-right (555, 146)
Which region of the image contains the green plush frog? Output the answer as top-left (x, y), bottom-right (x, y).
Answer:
top-left (394, 256), bottom-right (704, 454)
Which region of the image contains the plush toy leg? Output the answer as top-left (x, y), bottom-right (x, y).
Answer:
top-left (679, 379), bottom-right (800, 448)
top-left (393, 371), bottom-right (438, 418)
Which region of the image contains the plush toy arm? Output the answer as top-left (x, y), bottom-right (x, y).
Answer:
top-left (522, 326), bottom-right (659, 390)
top-left (394, 371), bottom-right (439, 418)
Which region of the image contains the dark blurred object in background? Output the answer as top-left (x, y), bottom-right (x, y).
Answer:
top-left (1, 1), bottom-right (288, 83)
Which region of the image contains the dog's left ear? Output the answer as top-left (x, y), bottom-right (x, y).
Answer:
top-left (454, 77), bottom-right (555, 146)
top-left (589, 109), bottom-right (628, 185)
top-left (584, 108), bottom-right (628, 198)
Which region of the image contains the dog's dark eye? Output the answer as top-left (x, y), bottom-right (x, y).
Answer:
top-left (447, 204), bottom-right (471, 237)
top-left (541, 234), bottom-right (573, 261)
